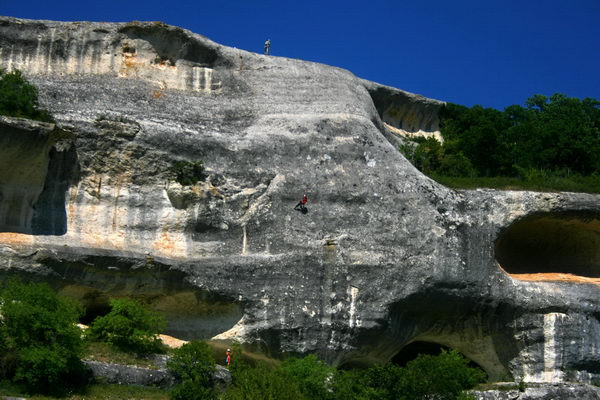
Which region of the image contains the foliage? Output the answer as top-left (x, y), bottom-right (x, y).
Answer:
top-left (397, 349), bottom-right (486, 399)
top-left (89, 298), bottom-right (166, 354)
top-left (333, 350), bottom-right (485, 400)
top-left (331, 369), bottom-right (381, 400)
top-left (170, 380), bottom-right (216, 400)
top-left (223, 362), bottom-right (304, 400)
top-left (171, 160), bottom-right (206, 186)
top-left (0, 279), bottom-right (88, 394)
top-left (0, 381), bottom-right (170, 400)
top-left (0, 69), bottom-right (53, 122)
top-left (280, 355), bottom-right (335, 400)
top-left (167, 341), bottom-right (217, 400)
top-left (403, 93), bottom-right (600, 192)
top-left (168, 341), bottom-right (216, 385)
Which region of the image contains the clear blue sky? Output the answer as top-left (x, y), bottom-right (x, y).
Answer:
top-left (2, 0), bottom-right (599, 109)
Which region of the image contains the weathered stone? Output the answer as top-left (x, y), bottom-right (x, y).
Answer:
top-left (2, 17), bottom-right (600, 395)
top-left (84, 360), bottom-right (175, 388)
top-left (83, 359), bottom-right (231, 389)
top-left (471, 383), bottom-right (600, 399)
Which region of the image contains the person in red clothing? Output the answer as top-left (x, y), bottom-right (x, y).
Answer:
top-left (226, 348), bottom-right (232, 368)
top-left (294, 194), bottom-right (308, 214)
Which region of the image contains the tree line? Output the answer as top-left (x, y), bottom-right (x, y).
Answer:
top-left (402, 94), bottom-right (600, 191)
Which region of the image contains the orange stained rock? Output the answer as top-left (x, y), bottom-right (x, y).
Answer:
top-left (508, 272), bottom-right (600, 285)
top-left (0, 232), bottom-right (34, 247)
top-left (152, 231), bottom-right (187, 259)
top-left (159, 334), bottom-right (187, 349)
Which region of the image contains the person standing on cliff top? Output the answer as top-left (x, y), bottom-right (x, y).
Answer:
top-left (294, 193), bottom-right (308, 214)
top-left (264, 39), bottom-right (271, 55)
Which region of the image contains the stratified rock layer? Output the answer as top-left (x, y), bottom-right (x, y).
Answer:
top-left (2, 17), bottom-right (600, 392)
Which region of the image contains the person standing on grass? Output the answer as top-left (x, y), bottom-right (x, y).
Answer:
top-left (226, 348), bottom-right (232, 368)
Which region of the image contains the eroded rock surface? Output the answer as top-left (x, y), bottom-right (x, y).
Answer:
top-left (2, 17), bottom-right (600, 393)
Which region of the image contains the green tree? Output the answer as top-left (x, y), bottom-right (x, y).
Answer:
top-left (0, 69), bottom-right (53, 122)
top-left (0, 279), bottom-right (88, 394)
top-left (168, 340), bottom-right (216, 400)
top-left (397, 350), bottom-right (486, 400)
top-left (89, 298), bottom-right (166, 354)
top-left (280, 355), bottom-right (335, 400)
top-left (412, 137), bottom-right (444, 174)
top-left (224, 362), bottom-right (305, 400)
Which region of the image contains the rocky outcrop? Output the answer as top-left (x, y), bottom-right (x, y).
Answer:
top-left (2, 16), bottom-right (600, 395)
top-left (471, 383), bottom-right (600, 399)
top-left (85, 360), bottom-right (175, 388)
top-left (84, 359), bottom-right (231, 389)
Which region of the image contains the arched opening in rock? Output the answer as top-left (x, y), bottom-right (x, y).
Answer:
top-left (392, 341), bottom-right (450, 366)
top-left (391, 341), bottom-right (485, 373)
top-left (34, 253), bottom-right (243, 341)
top-left (496, 211), bottom-right (600, 279)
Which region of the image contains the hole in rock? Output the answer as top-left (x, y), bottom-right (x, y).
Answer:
top-left (496, 211), bottom-right (600, 279)
top-left (0, 122), bottom-right (79, 235)
top-left (392, 341), bottom-right (484, 372)
top-left (40, 255), bottom-right (242, 341)
top-left (391, 341), bottom-right (450, 366)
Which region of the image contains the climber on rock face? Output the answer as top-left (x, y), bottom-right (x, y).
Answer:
top-left (294, 193), bottom-right (308, 214)
top-left (264, 39), bottom-right (271, 55)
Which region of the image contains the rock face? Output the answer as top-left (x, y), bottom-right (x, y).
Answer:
top-left (471, 383), bottom-right (600, 400)
top-left (84, 360), bottom-right (231, 389)
top-left (2, 16), bottom-right (600, 391)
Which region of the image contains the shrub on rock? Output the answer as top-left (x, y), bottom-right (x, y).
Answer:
top-left (0, 68), bottom-right (53, 122)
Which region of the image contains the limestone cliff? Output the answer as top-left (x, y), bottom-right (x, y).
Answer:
top-left (2, 16), bottom-right (600, 390)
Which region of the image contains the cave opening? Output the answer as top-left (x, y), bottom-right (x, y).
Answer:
top-left (34, 254), bottom-right (243, 341)
top-left (496, 211), bottom-right (600, 278)
top-left (392, 341), bottom-right (450, 366)
top-left (391, 341), bottom-right (485, 373)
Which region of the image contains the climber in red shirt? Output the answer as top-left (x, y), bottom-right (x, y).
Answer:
top-left (294, 194), bottom-right (309, 214)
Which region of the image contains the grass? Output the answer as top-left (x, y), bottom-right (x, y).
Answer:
top-left (207, 340), bottom-right (280, 369)
top-left (432, 174), bottom-right (600, 194)
top-left (0, 380), bottom-right (170, 400)
top-left (84, 341), bottom-right (167, 370)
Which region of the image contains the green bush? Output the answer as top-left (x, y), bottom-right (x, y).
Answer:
top-left (0, 69), bottom-right (53, 122)
top-left (170, 380), bottom-right (216, 400)
top-left (0, 279), bottom-right (88, 394)
top-left (224, 362), bottom-right (305, 400)
top-left (397, 350), bottom-right (486, 400)
top-left (171, 160), bottom-right (206, 186)
top-left (332, 369), bottom-right (381, 400)
top-left (281, 355), bottom-right (335, 400)
top-left (89, 298), bottom-right (166, 354)
top-left (332, 350), bottom-right (484, 400)
top-left (168, 340), bottom-right (216, 387)
top-left (167, 341), bottom-right (217, 399)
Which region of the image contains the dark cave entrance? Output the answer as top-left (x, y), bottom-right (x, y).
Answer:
top-left (392, 341), bottom-right (485, 372)
top-left (28, 254), bottom-right (244, 341)
top-left (496, 211), bottom-right (600, 277)
top-left (392, 341), bottom-right (450, 366)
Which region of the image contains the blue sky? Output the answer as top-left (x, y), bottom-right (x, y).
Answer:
top-left (2, 0), bottom-right (599, 109)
